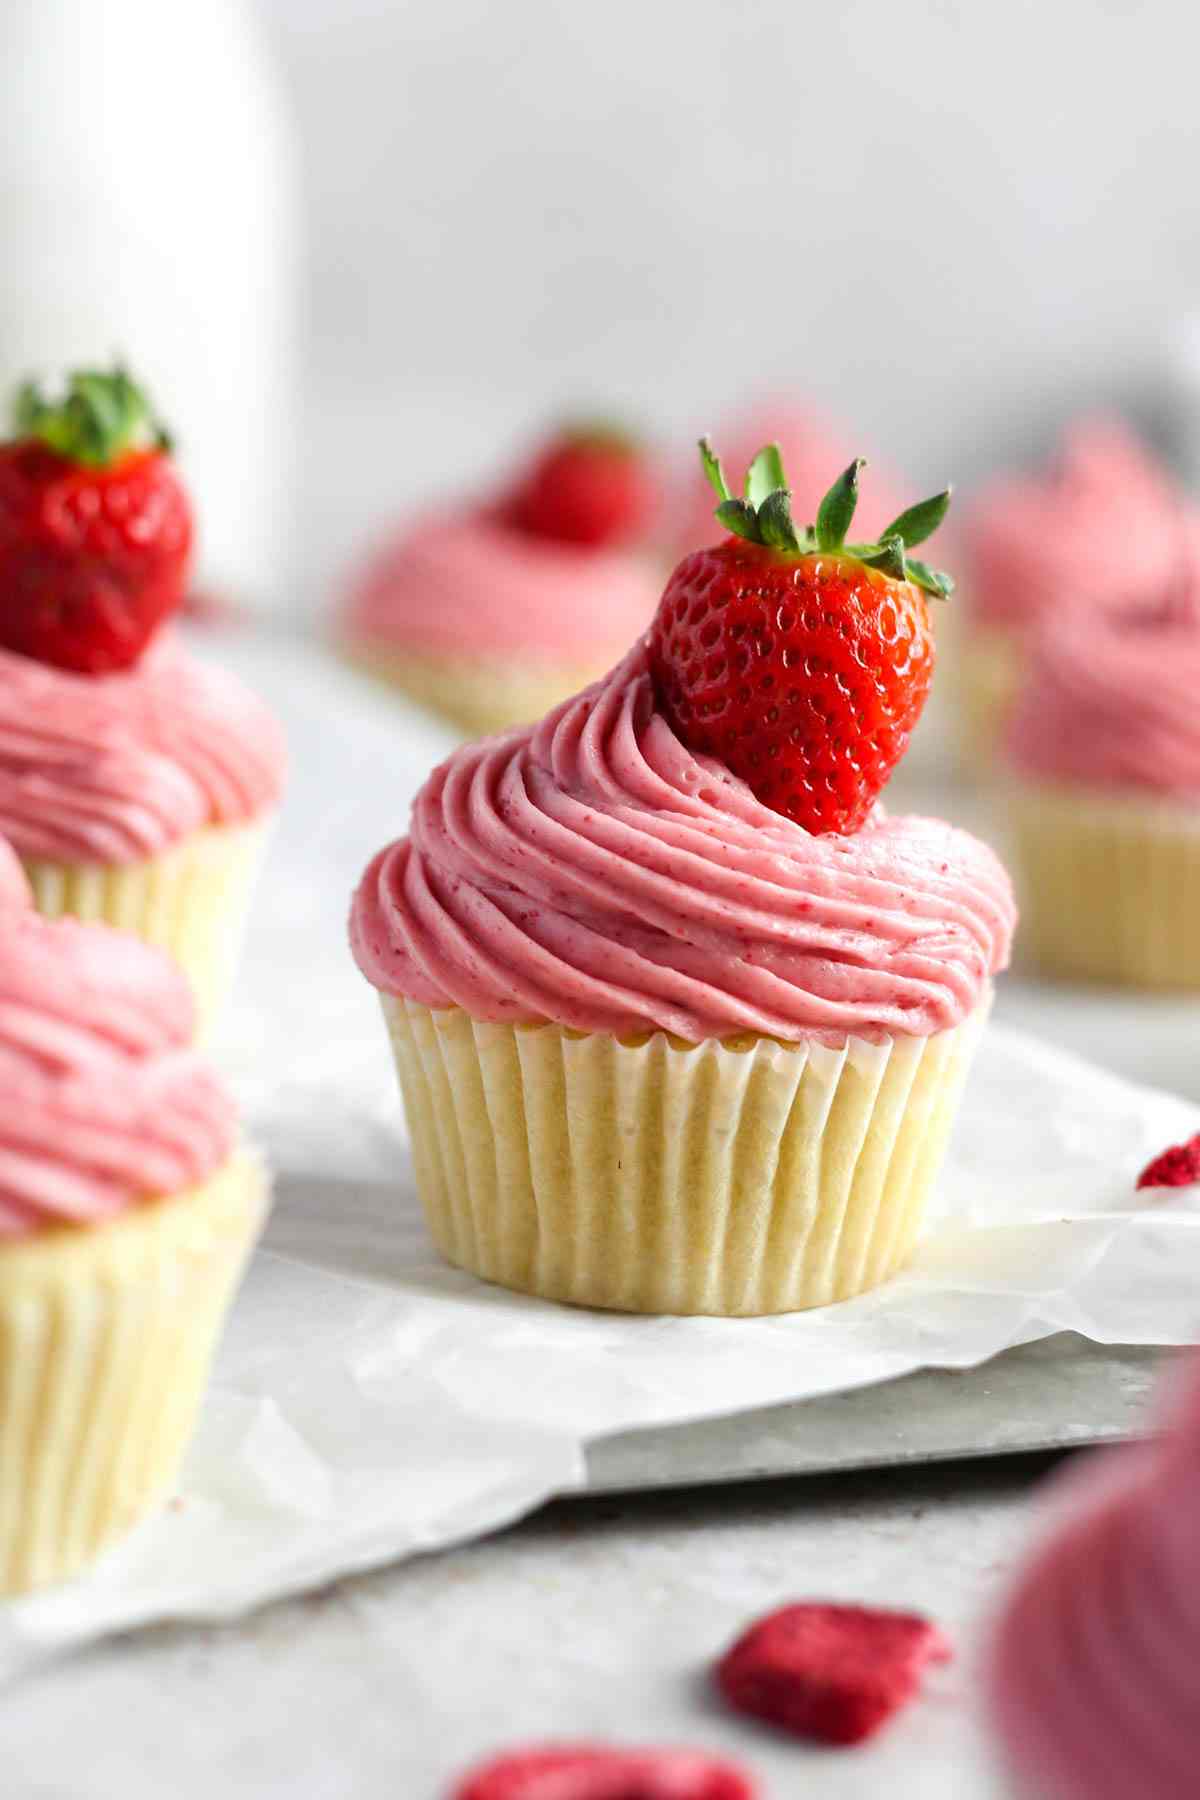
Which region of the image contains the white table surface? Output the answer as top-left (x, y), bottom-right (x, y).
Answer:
top-left (3, 624), bottom-right (1195, 1799)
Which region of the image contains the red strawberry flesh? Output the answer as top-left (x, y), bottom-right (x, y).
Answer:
top-left (715, 1601), bottom-right (952, 1746)
top-left (451, 1744), bottom-right (757, 1799)
top-left (1137, 1133), bottom-right (1200, 1190)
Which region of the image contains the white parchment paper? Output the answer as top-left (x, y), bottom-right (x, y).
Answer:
top-left (2, 629), bottom-right (1198, 1679)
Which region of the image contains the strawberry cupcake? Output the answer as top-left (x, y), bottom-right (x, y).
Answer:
top-left (0, 365), bottom-right (286, 1028)
top-left (339, 424), bottom-right (663, 736)
top-left (0, 910), bottom-right (266, 1595)
top-left (1004, 581), bottom-right (1200, 989)
top-left (350, 442), bottom-right (1016, 1316)
top-left (959, 418), bottom-right (1185, 772)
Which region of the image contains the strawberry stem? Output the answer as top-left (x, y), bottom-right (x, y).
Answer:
top-left (697, 436), bottom-right (955, 599)
top-left (12, 364), bottom-right (172, 468)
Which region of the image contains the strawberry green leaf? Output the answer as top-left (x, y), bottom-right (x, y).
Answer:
top-left (699, 436), bottom-right (731, 505)
top-left (905, 556), bottom-right (955, 599)
top-left (757, 488), bottom-right (804, 551)
top-left (815, 458), bottom-right (865, 551)
top-left (715, 497), bottom-right (763, 543)
top-left (743, 442), bottom-right (787, 510)
top-left (860, 534), bottom-right (908, 581)
top-left (878, 487), bottom-right (952, 550)
top-left (13, 363), bottom-right (171, 468)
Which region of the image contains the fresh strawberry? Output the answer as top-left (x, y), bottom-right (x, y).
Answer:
top-left (502, 424), bottom-right (654, 549)
top-left (451, 1744), bottom-right (757, 1800)
top-left (715, 1601), bottom-right (953, 1747)
top-left (647, 440), bottom-right (953, 835)
top-left (0, 364), bottom-right (193, 674)
top-left (1137, 1132), bottom-right (1200, 1190)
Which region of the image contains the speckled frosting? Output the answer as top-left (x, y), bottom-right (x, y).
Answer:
top-left (0, 912), bottom-right (237, 1237)
top-left (0, 635), bottom-right (286, 864)
top-left (1008, 599), bottom-right (1200, 799)
top-left (351, 644), bottom-right (1016, 1042)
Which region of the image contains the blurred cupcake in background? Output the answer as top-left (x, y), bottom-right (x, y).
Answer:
top-left (669, 400), bottom-right (906, 557)
top-left (0, 364), bottom-right (286, 1030)
top-left (339, 422), bottom-right (664, 736)
top-left (958, 418), bottom-right (1185, 774)
top-left (0, 911), bottom-right (267, 1595)
top-left (1004, 570), bottom-right (1200, 989)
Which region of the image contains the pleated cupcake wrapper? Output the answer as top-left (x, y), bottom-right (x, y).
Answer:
top-left (957, 623), bottom-right (1024, 775)
top-left (342, 641), bottom-right (611, 738)
top-left (22, 818), bottom-right (272, 1035)
top-left (1011, 779), bottom-right (1200, 990)
top-left (0, 1154), bottom-right (267, 1597)
top-left (380, 997), bottom-right (989, 1317)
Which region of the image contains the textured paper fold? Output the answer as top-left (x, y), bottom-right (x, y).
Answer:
top-left (383, 998), bottom-right (987, 1314)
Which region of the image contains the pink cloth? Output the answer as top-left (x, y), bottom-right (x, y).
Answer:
top-left (963, 418), bottom-right (1185, 633)
top-left (0, 837), bottom-right (29, 909)
top-left (351, 644), bottom-right (1015, 1043)
top-left (989, 1349), bottom-right (1200, 1799)
top-left (670, 405), bottom-right (907, 558)
top-left (341, 507), bottom-right (660, 665)
top-left (0, 635), bottom-right (286, 864)
top-left (0, 912), bottom-right (237, 1237)
top-left (1007, 598), bottom-right (1200, 798)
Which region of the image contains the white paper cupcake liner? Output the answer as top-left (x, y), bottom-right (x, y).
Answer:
top-left (1010, 778), bottom-right (1200, 989)
top-left (341, 642), bottom-right (614, 737)
top-left (378, 997), bottom-right (990, 1316)
top-left (0, 1154), bottom-right (267, 1597)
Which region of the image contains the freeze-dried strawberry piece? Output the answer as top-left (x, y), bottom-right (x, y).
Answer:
top-left (1137, 1133), bottom-right (1200, 1190)
top-left (450, 1744), bottom-right (757, 1799)
top-left (715, 1602), bottom-right (952, 1746)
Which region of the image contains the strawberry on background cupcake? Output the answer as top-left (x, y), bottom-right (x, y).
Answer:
top-left (1004, 574), bottom-right (1200, 989)
top-left (338, 421), bottom-right (664, 737)
top-left (350, 436), bottom-right (1016, 1317)
top-left (0, 909), bottom-right (267, 1595)
top-left (958, 417), bottom-right (1186, 772)
top-left (0, 364), bottom-right (286, 1029)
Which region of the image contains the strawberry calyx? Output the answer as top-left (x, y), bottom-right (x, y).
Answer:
top-left (12, 364), bottom-right (172, 469)
top-left (700, 438), bottom-right (954, 600)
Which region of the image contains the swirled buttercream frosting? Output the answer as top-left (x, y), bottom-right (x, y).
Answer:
top-left (0, 912), bottom-right (236, 1237)
top-left (0, 636), bottom-right (286, 864)
top-left (351, 645), bottom-right (1015, 1042)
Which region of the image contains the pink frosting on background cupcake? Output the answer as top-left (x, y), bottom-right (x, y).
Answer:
top-left (342, 507), bottom-right (660, 667)
top-left (351, 644), bottom-right (1015, 1043)
top-left (1007, 595), bottom-right (1200, 798)
top-left (963, 418), bottom-right (1186, 633)
top-left (0, 912), bottom-right (237, 1237)
top-left (0, 635), bottom-right (287, 865)
top-left (670, 404), bottom-right (907, 558)
top-left (989, 1346), bottom-right (1200, 1798)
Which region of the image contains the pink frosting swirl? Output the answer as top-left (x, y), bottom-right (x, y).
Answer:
top-left (1007, 599), bottom-right (1200, 797)
top-left (0, 635), bottom-right (286, 864)
top-left (351, 645), bottom-right (1015, 1042)
top-left (0, 912), bottom-right (237, 1238)
top-left (342, 507), bottom-right (660, 663)
top-left (964, 418), bottom-right (1185, 632)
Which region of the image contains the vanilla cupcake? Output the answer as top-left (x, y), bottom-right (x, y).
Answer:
top-left (959, 419), bottom-right (1183, 773)
top-left (339, 425), bottom-right (662, 736)
top-left (0, 912), bottom-right (266, 1594)
top-left (0, 364), bottom-right (285, 1026)
top-left (350, 442), bottom-right (1016, 1315)
top-left (1005, 593), bottom-right (1200, 988)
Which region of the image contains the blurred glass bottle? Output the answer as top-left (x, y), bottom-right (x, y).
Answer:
top-left (0, 0), bottom-right (299, 612)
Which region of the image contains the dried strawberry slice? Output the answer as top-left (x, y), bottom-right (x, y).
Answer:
top-left (715, 1601), bottom-right (952, 1746)
top-left (1137, 1132), bottom-right (1200, 1190)
top-left (450, 1744), bottom-right (756, 1799)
